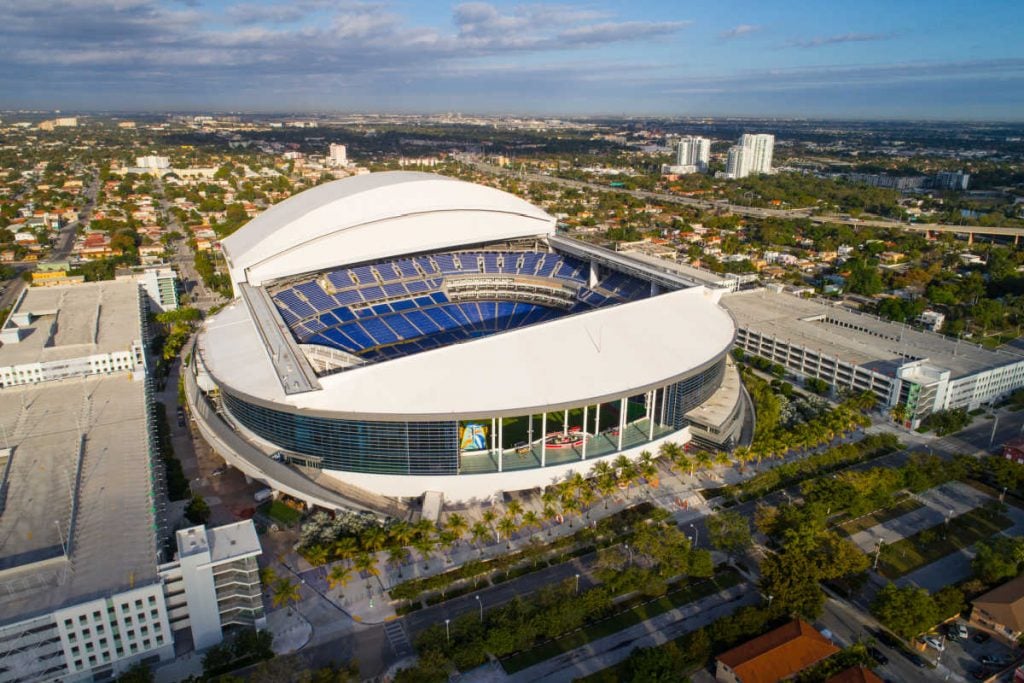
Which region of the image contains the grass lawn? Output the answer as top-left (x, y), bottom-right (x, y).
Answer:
top-left (265, 499), bottom-right (303, 526)
top-left (877, 507), bottom-right (1013, 578)
top-left (837, 497), bottom-right (924, 536)
top-left (499, 568), bottom-right (743, 674)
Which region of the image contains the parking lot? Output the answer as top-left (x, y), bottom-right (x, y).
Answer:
top-left (923, 619), bottom-right (1018, 681)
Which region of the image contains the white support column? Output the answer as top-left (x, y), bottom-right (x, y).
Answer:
top-left (660, 386), bottom-right (668, 424)
top-left (563, 408), bottom-right (569, 435)
top-left (491, 417), bottom-right (496, 455)
top-left (498, 419), bottom-right (503, 472)
top-left (528, 414), bottom-right (534, 446)
top-left (648, 391), bottom-right (655, 440)
top-left (617, 398), bottom-right (626, 451)
top-left (541, 413), bottom-right (547, 467)
top-left (596, 403), bottom-right (602, 437)
top-left (582, 405), bottom-right (589, 459)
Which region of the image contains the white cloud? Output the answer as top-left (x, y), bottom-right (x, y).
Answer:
top-left (719, 24), bottom-right (761, 40)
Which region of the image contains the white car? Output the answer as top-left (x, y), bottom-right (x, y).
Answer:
top-left (923, 635), bottom-right (945, 651)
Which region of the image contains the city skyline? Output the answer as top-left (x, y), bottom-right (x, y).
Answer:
top-left (1, 1), bottom-right (1023, 120)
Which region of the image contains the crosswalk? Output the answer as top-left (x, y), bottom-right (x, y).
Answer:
top-left (383, 619), bottom-right (413, 658)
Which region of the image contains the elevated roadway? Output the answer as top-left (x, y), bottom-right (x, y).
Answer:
top-left (466, 159), bottom-right (1024, 242)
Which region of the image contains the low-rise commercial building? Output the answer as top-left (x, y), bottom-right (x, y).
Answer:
top-left (723, 289), bottom-right (1024, 426)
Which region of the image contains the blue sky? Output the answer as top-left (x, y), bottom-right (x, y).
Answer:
top-left (2, 0), bottom-right (1022, 119)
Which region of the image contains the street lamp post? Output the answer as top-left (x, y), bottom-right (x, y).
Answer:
top-left (575, 573), bottom-right (580, 595)
top-left (445, 618), bottom-right (450, 644)
top-left (874, 539), bottom-right (885, 570)
top-left (767, 594), bottom-right (774, 610)
top-left (475, 595), bottom-right (483, 623)
top-left (689, 523), bottom-right (698, 548)
top-left (624, 543), bottom-right (633, 566)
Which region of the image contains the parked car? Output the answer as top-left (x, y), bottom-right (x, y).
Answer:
top-left (979, 655), bottom-right (1010, 667)
top-left (973, 632), bottom-right (991, 644)
top-left (951, 623), bottom-right (969, 640)
top-left (924, 635), bottom-right (945, 651)
top-left (908, 653), bottom-right (929, 668)
top-left (868, 647), bottom-right (889, 665)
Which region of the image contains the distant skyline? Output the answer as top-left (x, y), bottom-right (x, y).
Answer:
top-left (2, 0), bottom-right (1023, 120)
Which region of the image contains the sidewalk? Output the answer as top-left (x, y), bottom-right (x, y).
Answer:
top-left (504, 583), bottom-right (759, 683)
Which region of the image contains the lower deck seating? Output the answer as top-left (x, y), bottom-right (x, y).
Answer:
top-left (274, 248), bottom-right (651, 363)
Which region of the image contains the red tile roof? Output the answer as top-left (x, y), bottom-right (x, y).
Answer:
top-left (825, 666), bottom-right (884, 683)
top-left (717, 619), bottom-right (839, 683)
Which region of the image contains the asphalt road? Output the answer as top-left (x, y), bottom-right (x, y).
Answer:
top-left (466, 159), bottom-right (1024, 238)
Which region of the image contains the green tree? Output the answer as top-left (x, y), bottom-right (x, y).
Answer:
top-left (626, 642), bottom-right (689, 683)
top-left (707, 510), bottom-right (752, 556)
top-left (271, 577), bottom-right (302, 609)
top-left (870, 583), bottom-right (939, 640)
top-left (116, 662), bottom-right (153, 682)
top-left (760, 548), bottom-right (825, 620)
top-left (185, 494), bottom-right (210, 525)
top-left (972, 536), bottom-right (1024, 583)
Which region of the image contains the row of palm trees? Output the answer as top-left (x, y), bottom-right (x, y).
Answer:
top-left (290, 392), bottom-right (876, 597)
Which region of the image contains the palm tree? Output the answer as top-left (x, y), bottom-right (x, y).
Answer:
top-left (412, 536), bottom-right (435, 570)
top-left (387, 547), bottom-right (409, 578)
top-left (331, 536), bottom-right (358, 564)
top-left (353, 552), bottom-right (380, 580)
top-left (695, 450), bottom-right (713, 478)
top-left (360, 525), bottom-right (387, 554)
top-left (567, 472), bottom-right (586, 498)
top-left (541, 486), bottom-right (559, 510)
top-left (590, 460), bottom-right (613, 481)
top-left (387, 521), bottom-right (414, 549)
top-left (542, 504), bottom-right (558, 536)
top-left (259, 566), bottom-right (277, 588)
top-left (445, 513), bottom-right (468, 545)
top-left (675, 451), bottom-right (694, 479)
top-left (470, 521), bottom-right (490, 553)
top-left (561, 496), bottom-right (581, 528)
top-left (305, 545), bottom-right (329, 567)
top-left (412, 518), bottom-right (435, 541)
top-left (271, 577), bottom-right (301, 609)
top-left (497, 515), bottom-right (518, 548)
top-left (579, 486), bottom-right (597, 520)
top-left (521, 510), bottom-right (540, 536)
top-left (596, 473), bottom-right (616, 509)
top-left (481, 508), bottom-right (498, 540)
top-left (506, 500), bottom-right (524, 522)
top-left (327, 563), bottom-right (351, 590)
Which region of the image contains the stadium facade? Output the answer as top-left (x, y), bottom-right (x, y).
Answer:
top-left (189, 172), bottom-right (741, 504)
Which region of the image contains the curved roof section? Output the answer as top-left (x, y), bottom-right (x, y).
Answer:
top-left (199, 286), bottom-right (735, 419)
top-left (222, 172), bottom-right (555, 288)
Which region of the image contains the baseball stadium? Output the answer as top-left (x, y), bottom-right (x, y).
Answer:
top-left (186, 172), bottom-right (742, 506)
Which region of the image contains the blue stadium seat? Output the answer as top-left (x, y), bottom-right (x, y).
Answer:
top-left (341, 324), bottom-right (375, 348)
top-left (352, 265), bottom-right (375, 283)
top-left (334, 289), bottom-right (362, 306)
top-left (406, 309), bottom-right (440, 334)
top-left (333, 307), bottom-right (356, 322)
top-left (383, 282), bottom-right (407, 298)
top-left (391, 299), bottom-right (415, 311)
top-left (483, 253), bottom-right (499, 273)
top-left (396, 259), bottom-right (418, 278)
top-left (434, 254), bottom-right (458, 273)
top-left (406, 280), bottom-right (428, 293)
top-left (295, 282), bottom-right (334, 311)
top-left (385, 314), bottom-right (419, 339)
top-left (377, 265), bottom-right (401, 282)
top-left (366, 318), bottom-right (400, 344)
top-left (372, 303), bottom-right (392, 315)
top-left (361, 285), bottom-right (385, 301)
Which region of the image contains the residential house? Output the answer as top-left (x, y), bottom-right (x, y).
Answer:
top-left (715, 619), bottom-right (839, 683)
top-left (970, 575), bottom-right (1024, 644)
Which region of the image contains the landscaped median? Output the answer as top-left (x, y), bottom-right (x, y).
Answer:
top-left (499, 567), bottom-right (743, 673)
top-left (877, 503), bottom-right (1013, 578)
top-left (836, 495), bottom-right (924, 536)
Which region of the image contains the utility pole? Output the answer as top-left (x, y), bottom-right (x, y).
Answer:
top-left (874, 539), bottom-right (884, 571)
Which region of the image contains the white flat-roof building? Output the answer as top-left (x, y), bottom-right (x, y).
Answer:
top-left (159, 523), bottom-right (265, 650)
top-left (0, 281), bottom-right (264, 682)
top-left (724, 289), bottom-right (1024, 426)
top-left (190, 172), bottom-right (739, 506)
top-left (0, 281), bottom-right (146, 388)
top-left (140, 267), bottom-right (179, 312)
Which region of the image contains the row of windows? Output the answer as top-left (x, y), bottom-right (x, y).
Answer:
top-left (221, 357), bottom-right (726, 475)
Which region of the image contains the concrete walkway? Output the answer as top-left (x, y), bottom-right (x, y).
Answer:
top-left (848, 481), bottom-right (992, 553)
top-left (504, 583), bottom-right (759, 683)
